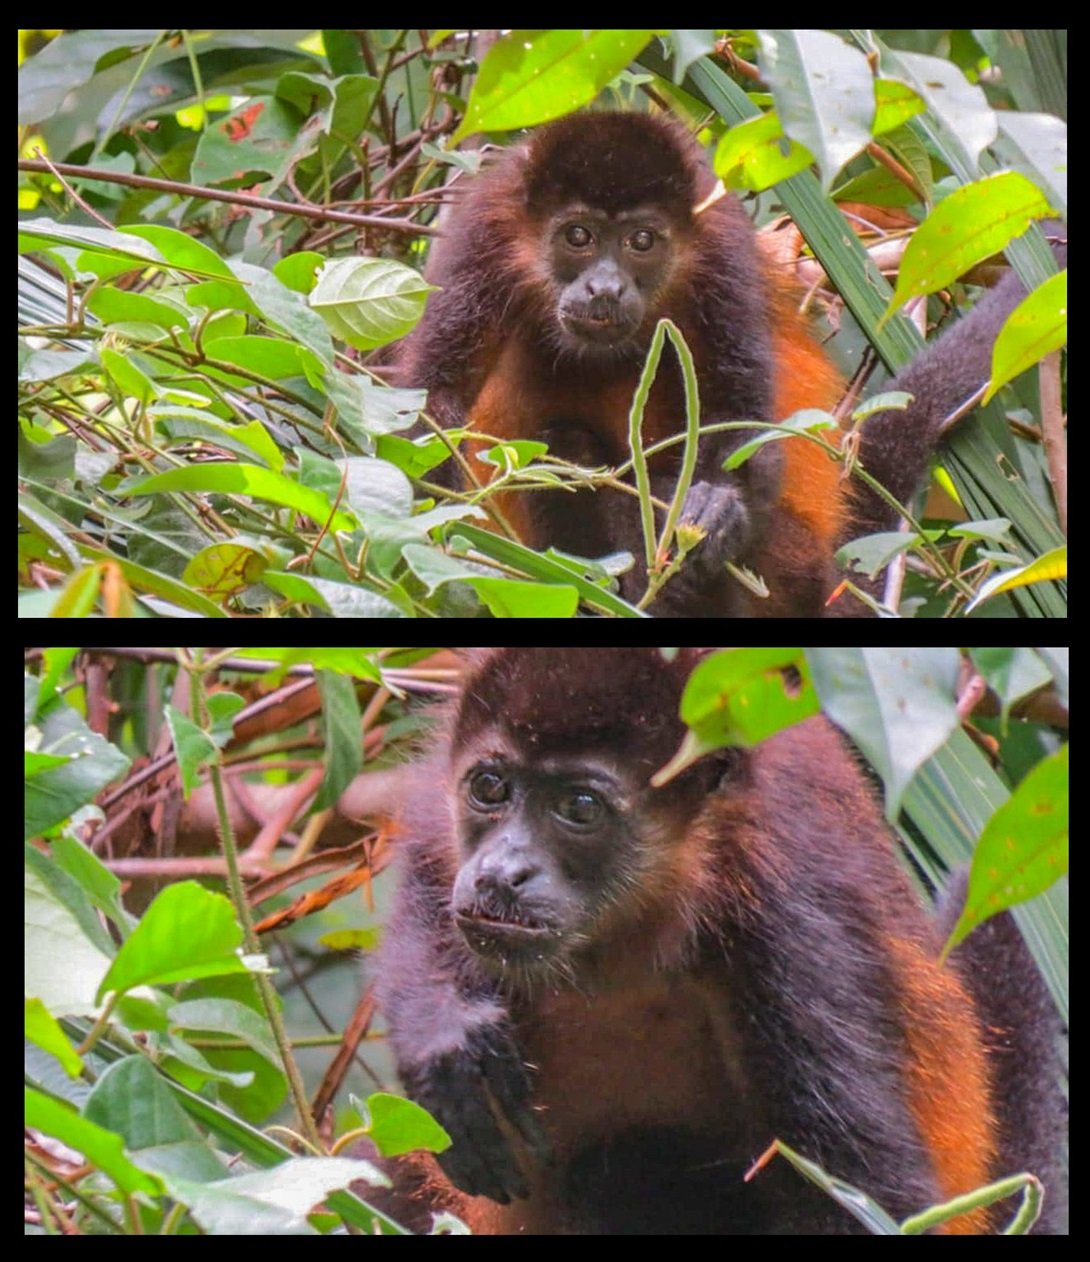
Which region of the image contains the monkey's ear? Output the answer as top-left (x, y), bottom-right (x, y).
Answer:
top-left (704, 746), bottom-right (747, 793)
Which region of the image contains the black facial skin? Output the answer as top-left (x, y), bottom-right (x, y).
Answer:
top-left (451, 758), bottom-right (628, 978)
top-left (548, 208), bottom-right (675, 355)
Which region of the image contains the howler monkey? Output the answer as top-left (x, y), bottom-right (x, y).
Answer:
top-left (374, 648), bottom-right (1065, 1234)
top-left (399, 112), bottom-right (1064, 617)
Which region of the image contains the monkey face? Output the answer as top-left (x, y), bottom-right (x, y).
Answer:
top-left (445, 650), bottom-right (733, 985)
top-left (546, 208), bottom-right (678, 354)
top-left (450, 755), bottom-right (635, 979)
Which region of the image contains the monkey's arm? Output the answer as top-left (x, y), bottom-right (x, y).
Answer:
top-left (396, 173), bottom-right (523, 437)
top-left (378, 826), bottom-right (548, 1203)
top-left (650, 200), bottom-right (785, 613)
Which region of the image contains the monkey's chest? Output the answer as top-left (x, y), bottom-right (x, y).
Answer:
top-left (468, 340), bottom-right (687, 464)
top-left (518, 974), bottom-right (749, 1149)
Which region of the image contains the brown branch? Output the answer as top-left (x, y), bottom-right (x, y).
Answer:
top-left (1039, 350), bottom-right (1067, 536)
top-left (18, 159), bottom-right (438, 237)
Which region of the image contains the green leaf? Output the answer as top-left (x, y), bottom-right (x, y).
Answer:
top-left (363, 1092), bottom-right (451, 1158)
top-left (478, 439), bottom-right (550, 470)
top-left (274, 250), bottom-right (324, 294)
top-left (98, 881), bottom-right (251, 1002)
top-left (713, 112), bottom-right (814, 191)
top-left (471, 577), bottom-right (579, 618)
top-left (965, 545), bottom-right (1067, 611)
top-left (968, 648), bottom-right (1053, 727)
top-left (871, 79), bottom-right (926, 136)
top-left (655, 649), bottom-right (818, 785)
top-left (86, 288), bottom-right (192, 330)
top-left (183, 544), bottom-right (268, 601)
top-left (723, 410), bottom-right (835, 470)
top-left (121, 223), bottom-right (236, 277)
top-left (758, 29), bottom-right (875, 189)
top-left (151, 412), bottom-right (284, 471)
top-left (993, 112), bottom-right (1067, 214)
top-left (169, 998), bottom-right (281, 1068)
top-left (23, 704), bottom-right (131, 840)
top-left (763, 1140), bottom-right (901, 1234)
top-left (375, 433), bottom-right (452, 478)
top-left (261, 571), bottom-right (405, 618)
top-left (455, 30), bottom-right (655, 139)
top-left (76, 545), bottom-right (228, 617)
top-left (886, 172), bottom-right (1054, 317)
top-left (315, 671), bottom-right (362, 810)
top-left (836, 530), bottom-right (924, 580)
top-left (984, 269), bottom-right (1067, 402)
top-left (25, 1086), bottom-right (161, 1197)
top-left (401, 542), bottom-right (579, 617)
top-left (19, 217), bottom-right (161, 264)
top-left (311, 257), bottom-right (435, 351)
top-left (944, 745), bottom-right (1068, 955)
top-left (25, 998), bottom-right (83, 1077)
top-left (165, 706), bottom-right (220, 798)
top-left (447, 523), bottom-right (646, 618)
top-left (100, 347), bottom-right (160, 404)
top-left (884, 49), bottom-right (997, 170)
top-left (946, 518), bottom-right (1012, 545)
top-left (807, 648), bottom-right (961, 819)
top-left (123, 463), bottom-right (358, 534)
top-left (172, 1159), bottom-right (389, 1235)
top-left (205, 335), bottom-right (324, 382)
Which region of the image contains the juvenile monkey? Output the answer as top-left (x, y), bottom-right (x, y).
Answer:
top-left (399, 112), bottom-right (1064, 616)
top-left (373, 648), bottom-right (1066, 1233)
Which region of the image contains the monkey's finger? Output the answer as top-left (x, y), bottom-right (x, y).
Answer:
top-left (480, 1041), bottom-right (549, 1150)
top-left (482, 1065), bottom-right (551, 1167)
top-left (437, 1104), bottom-right (529, 1205)
top-left (437, 1144), bottom-right (520, 1206)
top-left (432, 1059), bottom-right (530, 1202)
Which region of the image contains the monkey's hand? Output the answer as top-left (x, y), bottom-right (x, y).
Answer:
top-left (651, 477), bottom-right (754, 615)
top-left (679, 477), bottom-right (752, 559)
top-left (654, 443), bottom-right (782, 613)
top-left (399, 1022), bottom-right (549, 1204)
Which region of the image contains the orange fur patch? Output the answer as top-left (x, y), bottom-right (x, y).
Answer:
top-left (770, 320), bottom-right (846, 545)
top-left (886, 934), bottom-right (998, 1233)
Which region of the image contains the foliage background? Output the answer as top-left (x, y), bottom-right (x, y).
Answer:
top-left (18, 32), bottom-right (1066, 617)
top-left (24, 646), bottom-right (1068, 1233)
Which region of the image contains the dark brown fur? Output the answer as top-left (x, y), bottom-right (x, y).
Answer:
top-left (399, 112), bottom-right (1063, 617)
top-left (371, 649), bottom-right (1066, 1233)
top-left (400, 114), bottom-right (787, 617)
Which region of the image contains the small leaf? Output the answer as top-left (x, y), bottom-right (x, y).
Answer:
top-left (983, 269), bottom-right (1067, 402)
top-left (965, 545), bottom-right (1066, 611)
top-left (364, 1092), bottom-right (451, 1158)
top-left (311, 257), bottom-right (435, 350)
top-left (98, 881), bottom-right (251, 1002)
top-left (713, 112), bottom-right (814, 192)
top-left (944, 745), bottom-right (1068, 955)
top-left (654, 649), bottom-right (817, 784)
top-left (124, 463), bottom-right (358, 534)
top-left (886, 172), bottom-right (1053, 318)
top-left (455, 30), bottom-right (654, 139)
top-left (807, 648), bottom-right (960, 820)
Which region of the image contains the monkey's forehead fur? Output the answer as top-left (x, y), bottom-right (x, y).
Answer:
top-left (521, 111), bottom-right (712, 217)
top-left (454, 648), bottom-right (704, 768)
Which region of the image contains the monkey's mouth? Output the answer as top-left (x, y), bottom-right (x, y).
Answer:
top-left (560, 308), bottom-right (637, 347)
top-left (455, 908), bottom-right (561, 960)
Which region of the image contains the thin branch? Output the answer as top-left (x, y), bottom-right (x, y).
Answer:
top-left (18, 159), bottom-right (438, 237)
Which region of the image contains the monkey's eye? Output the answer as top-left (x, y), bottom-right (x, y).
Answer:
top-left (468, 769), bottom-right (510, 809)
top-left (555, 790), bottom-right (605, 828)
top-left (628, 229), bottom-right (656, 252)
top-left (564, 224), bottom-right (593, 249)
